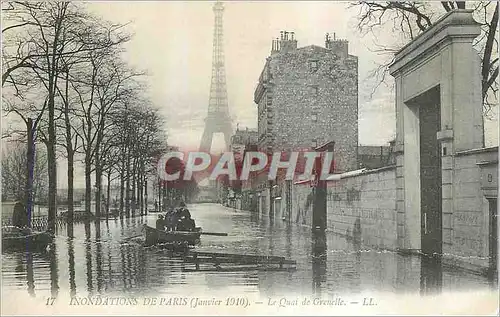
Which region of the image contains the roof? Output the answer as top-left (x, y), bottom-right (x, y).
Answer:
top-left (326, 169), bottom-right (367, 181)
top-left (293, 165), bottom-right (397, 184)
top-left (455, 146), bottom-right (498, 156)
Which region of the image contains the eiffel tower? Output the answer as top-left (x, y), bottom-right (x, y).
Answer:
top-left (199, 0), bottom-right (233, 153)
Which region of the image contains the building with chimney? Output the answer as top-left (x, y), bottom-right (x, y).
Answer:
top-left (230, 127), bottom-right (259, 161)
top-left (254, 31), bottom-right (358, 173)
top-left (225, 127), bottom-right (259, 210)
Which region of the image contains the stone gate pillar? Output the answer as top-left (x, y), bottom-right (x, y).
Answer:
top-left (389, 10), bottom-right (483, 253)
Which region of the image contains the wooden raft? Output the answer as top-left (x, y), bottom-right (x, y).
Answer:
top-left (182, 251), bottom-right (297, 272)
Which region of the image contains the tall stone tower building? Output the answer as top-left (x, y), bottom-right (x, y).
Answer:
top-left (254, 32), bottom-right (358, 172)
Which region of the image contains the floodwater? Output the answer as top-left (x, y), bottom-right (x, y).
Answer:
top-left (1, 203), bottom-right (496, 302)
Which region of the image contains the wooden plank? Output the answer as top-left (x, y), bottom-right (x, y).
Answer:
top-left (184, 256), bottom-right (296, 265)
top-left (191, 251), bottom-right (286, 261)
top-left (182, 266), bottom-right (297, 273)
top-left (199, 232), bottom-right (228, 236)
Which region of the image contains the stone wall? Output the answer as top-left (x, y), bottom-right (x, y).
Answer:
top-left (291, 181), bottom-right (314, 226)
top-left (326, 166), bottom-right (397, 249)
top-left (443, 147), bottom-right (498, 270)
top-left (285, 147), bottom-right (498, 272)
top-left (290, 166), bottom-right (398, 249)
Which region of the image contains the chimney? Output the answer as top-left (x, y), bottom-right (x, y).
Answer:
top-left (275, 30), bottom-right (297, 54)
top-left (271, 37), bottom-right (280, 54)
top-left (325, 32), bottom-right (348, 58)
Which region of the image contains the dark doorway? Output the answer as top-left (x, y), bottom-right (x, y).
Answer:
top-left (414, 86), bottom-right (443, 255)
top-left (488, 198), bottom-right (498, 282)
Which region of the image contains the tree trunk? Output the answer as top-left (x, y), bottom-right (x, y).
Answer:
top-left (106, 170), bottom-right (111, 220)
top-left (137, 169), bottom-right (142, 215)
top-left (47, 141), bottom-right (57, 233)
top-left (162, 181), bottom-right (167, 211)
top-left (95, 143), bottom-right (102, 220)
top-left (131, 161), bottom-right (136, 217)
top-left (119, 159), bottom-right (125, 218)
top-left (144, 178), bottom-right (148, 215)
top-left (47, 95), bottom-right (57, 233)
top-left (135, 173), bottom-right (139, 214)
top-left (125, 148), bottom-right (131, 217)
top-left (62, 69), bottom-right (74, 236)
top-left (26, 118), bottom-right (35, 228)
top-left (132, 159), bottom-right (138, 216)
top-left (137, 174), bottom-right (142, 215)
top-left (67, 149), bottom-right (74, 233)
top-left (46, 6), bottom-right (66, 235)
top-left (158, 180), bottom-right (162, 212)
top-left (85, 154), bottom-right (92, 218)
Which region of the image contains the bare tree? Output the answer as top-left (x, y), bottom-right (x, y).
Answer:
top-left (3, 2), bottom-right (78, 232)
top-left (2, 71), bottom-right (48, 217)
top-left (2, 2), bottom-right (168, 227)
top-left (107, 98), bottom-right (168, 217)
top-left (56, 20), bottom-right (131, 225)
top-left (351, 1), bottom-right (498, 117)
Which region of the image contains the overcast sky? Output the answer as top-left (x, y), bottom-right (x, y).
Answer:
top-left (72, 1), bottom-right (499, 187)
top-left (4, 1), bottom-right (498, 188)
top-left (85, 1), bottom-right (404, 152)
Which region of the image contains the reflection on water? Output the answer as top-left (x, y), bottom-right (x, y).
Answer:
top-left (420, 256), bottom-right (442, 296)
top-left (49, 242), bottom-right (59, 298)
top-left (1, 204), bottom-right (496, 301)
top-left (312, 230), bottom-right (327, 297)
top-left (68, 238), bottom-right (76, 297)
top-left (27, 251), bottom-right (35, 297)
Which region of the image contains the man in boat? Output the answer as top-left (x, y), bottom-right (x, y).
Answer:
top-left (176, 202), bottom-right (196, 231)
top-left (156, 214), bottom-right (166, 230)
top-left (164, 207), bottom-right (176, 231)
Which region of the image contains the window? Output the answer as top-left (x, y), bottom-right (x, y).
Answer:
top-left (309, 60), bottom-right (318, 72)
top-left (308, 85), bottom-right (318, 96)
top-left (312, 139), bottom-right (317, 147)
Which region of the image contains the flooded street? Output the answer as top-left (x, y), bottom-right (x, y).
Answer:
top-left (1, 203), bottom-right (495, 302)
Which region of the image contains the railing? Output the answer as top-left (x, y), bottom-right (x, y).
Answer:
top-left (2, 215), bottom-right (66, 231)
top-left (1, 212), bottom-right (142, 232)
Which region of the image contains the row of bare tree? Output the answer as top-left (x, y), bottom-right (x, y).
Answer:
top-left (2, 2), bottom-right (168, 231)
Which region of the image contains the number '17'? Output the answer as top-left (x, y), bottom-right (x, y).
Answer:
top-left (46, 297), bottom-right (56, 305)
